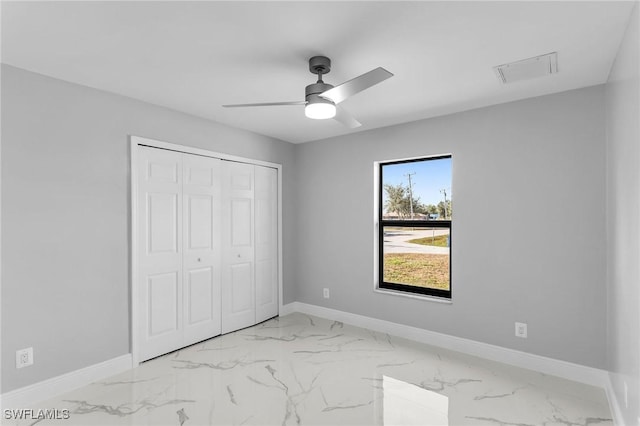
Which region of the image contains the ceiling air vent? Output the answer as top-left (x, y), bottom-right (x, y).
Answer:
top-left (494, 52), bottom-right (558, 84)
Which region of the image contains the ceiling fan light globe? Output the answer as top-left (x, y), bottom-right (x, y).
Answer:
top-left (305, 102), bottom-right (336, 119)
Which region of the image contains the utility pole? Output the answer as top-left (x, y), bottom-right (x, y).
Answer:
top-left (405, 172), bottom-right (416, 219)
top-left (440, 188), bottom-right (448, 219)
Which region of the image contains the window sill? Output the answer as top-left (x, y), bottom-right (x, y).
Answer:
top-left (373, 287), bottom-right (453, 304)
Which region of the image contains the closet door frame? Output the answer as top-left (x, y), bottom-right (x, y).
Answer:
top-left (130, 135), bottom-right (283, 366)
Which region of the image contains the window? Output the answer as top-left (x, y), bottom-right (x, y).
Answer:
top-left (378, 156), bottom-right (452, 299)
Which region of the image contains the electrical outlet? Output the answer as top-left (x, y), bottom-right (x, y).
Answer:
top-left (16, 347), bottom-right (34, 369)
top-left (323, 288), bottom-right (330, 299)
top-left (515, 322), bottom-right (527, 338)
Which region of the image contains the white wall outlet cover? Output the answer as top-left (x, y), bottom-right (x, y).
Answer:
top-left (323, 288), bottom-right (330, 298)
top-left (16, 347), bottom-right (34, 368)
top-left (515, 322), bottom-right (528, 338)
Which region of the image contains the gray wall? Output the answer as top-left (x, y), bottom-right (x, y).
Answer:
top-left (1, 61), bottom-right (619, 394)
top-left (0, 65), bottom-right (296, 393)
top-left (294, 86), bottom-right (607, 369)
top-left (605, 3), bottom-right (640, 425)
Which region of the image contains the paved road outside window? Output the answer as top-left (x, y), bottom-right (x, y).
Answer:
top-left (383, 229), bottom-right (449, 254)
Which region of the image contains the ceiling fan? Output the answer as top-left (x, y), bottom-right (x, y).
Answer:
top-left (222, 56), bottom-right (393, 128)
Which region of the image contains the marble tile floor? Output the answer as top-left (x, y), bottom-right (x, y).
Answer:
top-left (6, 313), bottom-right (612, 426)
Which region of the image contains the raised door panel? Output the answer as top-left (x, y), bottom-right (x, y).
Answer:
top-left (230, 167), bottom-right (253, 191)
top-left (230, 199), bottom-right (252, 247)
top-left (182, 154), bottom-right (221, 345)
top-left (138, 147), bottom-right (184, 361)
top-left (229, 263), bottom-right (253, 314)
top-left (186, 267), bottom-right (214, 325)
top-left (147, 193), bottom-right (179, 254)
top-left (186, 195), bottom-right (213, 250)
top-left (254, 166), bottom-right (278, 323)
top-left (255, 259), bottom-right (273, 313)
top-left (148, 272), bottom-right (179, 336)
top-left (148, 161), bottom-right (178, 184)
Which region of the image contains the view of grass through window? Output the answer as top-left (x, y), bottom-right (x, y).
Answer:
top-left (380, 156), bottom-right (452, 297)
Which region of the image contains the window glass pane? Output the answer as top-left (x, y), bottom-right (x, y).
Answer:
top-left (382, 157), bottom-right (452, 220)
top-left (382, 226), bottom-right (450, 291)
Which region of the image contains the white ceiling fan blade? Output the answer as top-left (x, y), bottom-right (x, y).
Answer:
top-left (320, 67), bottom-right (393, 104)
top-left (333, 106), bottom-right (361, 128)
top-left (223, 101), bottom-right (306, 107)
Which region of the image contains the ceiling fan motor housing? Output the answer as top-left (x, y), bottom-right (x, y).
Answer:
top-left (305, 84), bottom-right (335, 114)
top-left (309, 55), bottom-right (331, 75)
top-left (305, 82), bottom-right (333, 99)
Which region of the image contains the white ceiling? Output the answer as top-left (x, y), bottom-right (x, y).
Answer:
top-left (1, 1), bottom-right (634, 144)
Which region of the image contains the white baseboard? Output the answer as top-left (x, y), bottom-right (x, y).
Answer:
top-left (279, 302), bottom-right (297, 316)
top-left (605, 373), bottom-right (626, 426)
top-left (283, 302), bottom-right (609, 389)
top-left (0, 354), bottom-right (133, 409)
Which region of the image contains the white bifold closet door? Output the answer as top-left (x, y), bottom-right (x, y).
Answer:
top-left (137, 146), bottom-right (278, 362)
top-left (182, 154), bottom-right (222, 345)
top-left (138, 147), bottom-right (221, 361)
top-left (221, 162), bottom-right (278, 333)
top-left (221, 161), bottom-right (255, 333)
top-left (254, 165), bottom-right (278, 323)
